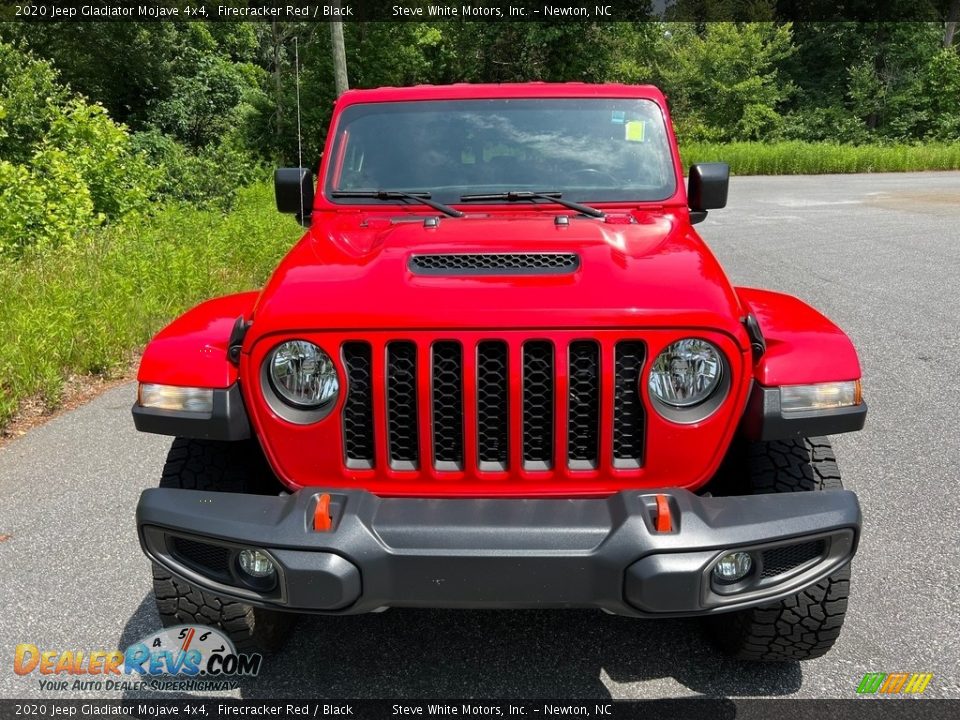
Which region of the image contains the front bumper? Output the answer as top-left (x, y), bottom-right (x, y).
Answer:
top-left (137, 487), bottom-right (860, 617)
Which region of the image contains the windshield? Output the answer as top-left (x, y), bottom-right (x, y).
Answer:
top-left (325, 98), bottom-right (677, 205)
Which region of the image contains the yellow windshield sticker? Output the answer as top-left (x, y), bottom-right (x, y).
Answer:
top-left (625, 121), bottom-right (646, 142)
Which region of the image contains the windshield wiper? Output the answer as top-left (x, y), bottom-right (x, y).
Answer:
top-left (459, 191), bottom-right (604, 218)
top-left (331, 190), bottom-right (464, 218)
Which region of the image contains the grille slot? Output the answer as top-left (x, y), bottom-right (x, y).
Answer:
top-left (612, 341), bottom-right (646, 468)
top-left (476, 341), bottom-right (509, 470)
top-left (386, 341), bottom-right (419, 470)
top-left (431, 342), bottom-right (464, 470)
top-left (342, 342), bottom-right (374, 468)
top-left (522, 341), bottom-right (555, 470)
top-left (410, 253), bottom-right (579, 275)
top-left (172, 537), bottom-right (231, 579)
top-left (761, 539), bottom-right (826, 578)
top-left (567, 341), bottom-right (600, 469)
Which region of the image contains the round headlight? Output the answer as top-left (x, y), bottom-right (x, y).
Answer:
top-left (268, 340), bottom-right (339, 409)
top-left (648, 339), bottom-right (723, 408)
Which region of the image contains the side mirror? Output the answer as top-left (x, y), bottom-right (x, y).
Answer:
top-left (275, 167), bottom-right (315, 226)
top-left (687, 163), bottom-right (729, 224)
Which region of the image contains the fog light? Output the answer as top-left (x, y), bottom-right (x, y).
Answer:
top-left (712, 551), bottom-right (753, 583)
top-left (238, 549), bottom-right (276, 578)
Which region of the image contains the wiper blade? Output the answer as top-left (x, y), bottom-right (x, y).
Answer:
top-left (331, 190), bottom-right (464, 218)
top-left (459, 191), bottom-right (604, 218)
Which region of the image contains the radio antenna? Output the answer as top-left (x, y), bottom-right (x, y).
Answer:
top-left (294, 35), bottom-right (305, 222)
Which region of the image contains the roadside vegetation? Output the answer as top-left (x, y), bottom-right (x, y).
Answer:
top-left (0, 183), bottom-right (299, 427)
top-left (0, 16), bottom-right (958, 429)
top-left (683, 141), bottom-right (960, 175)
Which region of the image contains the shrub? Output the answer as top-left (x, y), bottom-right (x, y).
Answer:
top-left (130, 130), bottom-right (261, 209)
top-left (0, 181), bottom-right (300, 426)
top-left (0, 42), bottom-right (154, 255)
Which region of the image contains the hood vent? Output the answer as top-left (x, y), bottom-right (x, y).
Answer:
top-left (409, 252), bottom-right (580, 276)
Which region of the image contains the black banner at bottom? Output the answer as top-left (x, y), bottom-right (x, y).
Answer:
top-left (1, 699), bottom-right (958, 720)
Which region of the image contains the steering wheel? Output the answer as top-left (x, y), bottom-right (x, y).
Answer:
top-left (569, 168), bottom-right (622, 185)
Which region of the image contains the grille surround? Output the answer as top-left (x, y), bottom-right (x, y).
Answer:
top-left (476, 341), bottom-right (509, 471)
top-left (612, 341), bottom-right (646, 469)
top-left (567, 341), bottom-right (601, 469)
top-left (342, 342), bottom-right (375, 468)
top-left (336, 333), bottom-right (654, 480)
top-left (522, 341), bottom-right (555, 470)
top-left (409, 253), bottom-right (580, 276)
top-left (386, 341), bottom-right (420, 470)
top-left (431, 341), bottom-right (464, 470)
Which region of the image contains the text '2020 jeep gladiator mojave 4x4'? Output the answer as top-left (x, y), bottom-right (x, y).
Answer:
top-left (133, 83), bottom-right (866, 661)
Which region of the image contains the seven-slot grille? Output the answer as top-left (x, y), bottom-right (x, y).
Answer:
top-left (341, 338), bottom-right (646, 473)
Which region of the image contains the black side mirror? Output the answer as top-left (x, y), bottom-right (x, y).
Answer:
top-left (687, 163), bottom-right (729, 224)
top-left (275, 167), bottom-right (315, 226)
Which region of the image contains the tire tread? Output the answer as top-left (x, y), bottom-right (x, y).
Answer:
top-left (151, 438), bottom-right (292, 654)
top-left (706, 436), bottom-right (851, 662)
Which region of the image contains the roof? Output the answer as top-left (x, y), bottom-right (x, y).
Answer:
top-left (335, 82), bottom-right (667, 106)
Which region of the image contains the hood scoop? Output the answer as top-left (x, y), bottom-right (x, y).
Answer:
top-left (409, 252), bottom-right (580, 276)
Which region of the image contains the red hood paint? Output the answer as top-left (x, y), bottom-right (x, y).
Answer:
top-left (137, 83), bottom-right (864, 497)
top-left (247, 82), bottom-right (749, 346)
top-left (248, 209), bottom-right (749, 348)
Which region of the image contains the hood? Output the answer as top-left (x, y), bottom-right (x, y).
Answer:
top-left (250, 209), bottom-right (746, 342)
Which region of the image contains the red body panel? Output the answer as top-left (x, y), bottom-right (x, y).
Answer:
top-left (737, 288), bottom-right (862, 385)
top-left (137, 292), bottom-right (257, 389)
top-left (240, 329), bottom-right (752, 497)
top-left (136, 84), bottom-right (862, 498)
top-left (247, 209), bottom-right (748, 344)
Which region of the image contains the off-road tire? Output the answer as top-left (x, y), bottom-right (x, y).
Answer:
top-left (151, 437), bottom-right (294, 653)
top-left (705, 437), bottom-right (851, 662)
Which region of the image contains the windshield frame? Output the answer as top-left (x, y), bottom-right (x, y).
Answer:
top-left (319, 96), bottom-right (682, 210)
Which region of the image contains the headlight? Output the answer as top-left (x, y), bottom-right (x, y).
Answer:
top-left (648, 338), bottom-right (723, 408)
top-left (268, 340), bottom-right (339, 408)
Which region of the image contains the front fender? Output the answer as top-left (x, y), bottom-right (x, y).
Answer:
top-left (737, 287), bottom-right (861, 386)
top-left (737, 287), bottom-right (866, 441)
top-left (137, 292), bottom-right (258, 388)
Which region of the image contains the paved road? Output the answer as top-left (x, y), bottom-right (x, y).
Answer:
top-left (1, 172), bottom-right (959, 700)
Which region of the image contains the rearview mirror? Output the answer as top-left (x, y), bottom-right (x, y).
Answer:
top-left (275, 167), bottom-right (315, 226)
top-left (687, 163), bottom-right (729, 223)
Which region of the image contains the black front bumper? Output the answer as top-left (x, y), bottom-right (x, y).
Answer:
top-left (137, 487), bottom-right (860, 617)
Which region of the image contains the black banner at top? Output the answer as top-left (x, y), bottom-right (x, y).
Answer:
top-left (2, 0), bottom-right (958, 22)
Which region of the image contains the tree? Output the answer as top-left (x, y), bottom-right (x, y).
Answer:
top-left (656, 22), bottom-right (795, 142)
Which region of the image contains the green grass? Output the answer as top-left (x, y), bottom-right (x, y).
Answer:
top-left (0, 180), bottom-right (301, 428)
top-left (681, 141), bottom-right (960, 175)
top-left (3, 142), bottom-right (959, 430)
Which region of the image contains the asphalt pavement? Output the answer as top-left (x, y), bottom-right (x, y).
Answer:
top-left (1, 172), bottom-right (959, 700)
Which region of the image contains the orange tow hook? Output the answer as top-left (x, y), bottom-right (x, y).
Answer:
top-left (654, 494), bottom-right (673, 533)
top-left (313, 493), bottom-right (333, 532)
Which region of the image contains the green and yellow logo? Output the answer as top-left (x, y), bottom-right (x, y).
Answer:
top-left (857, 672), bottom-right (933, 695)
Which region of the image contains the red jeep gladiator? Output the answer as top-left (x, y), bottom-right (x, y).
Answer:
top-left (134, 83), bottom-right (866, 661)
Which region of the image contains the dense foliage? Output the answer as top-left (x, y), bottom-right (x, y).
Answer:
top-left (3, 18), bottom-right (958, 167)
top-left (0, 182), bottom-right (299, 426)
top-left (0, 16), bottom-right (957, 425)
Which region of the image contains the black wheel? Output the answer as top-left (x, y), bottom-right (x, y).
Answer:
top-left (705, 437), bottom-right (851, 662)
top-left (151, 437), bottom-right (294, 653)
